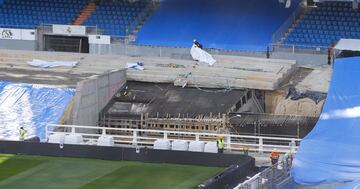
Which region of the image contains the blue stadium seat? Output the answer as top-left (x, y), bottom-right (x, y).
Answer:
top-left (283, 1), bottom-right (360, 47)
top-left (0, 0), bottom-right (87, 29)
top-left (83, 0), bottom-right (151, 36)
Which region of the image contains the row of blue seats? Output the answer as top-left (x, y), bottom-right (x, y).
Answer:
top-left (86, 19), bottom-right (133, 24)
top-left (318, 2), bottom-right (352, 7)
top-left (301, 19), bottom-right (360, 25)
top-left (297, 24), bottom-right (360, 31)
top-left (310, 11), bottom-right (360, 17)
top-left (101, 2), bottom-right (147, 7)
top-left (6, 0), bottom-right (84, 4)
top-left (315, 6), bottom-right (354, 11)
top-left (0, 18), bottom-right (69, 22)
top-left (91, 13), bottom-right (139, 18)
top-left (93, 9), bottom-right (141, 13)
top-left (2, 5), bottom-right (84, 11)
top-left (283, 38), bottom-right (331, 46)
top-left (288, 33), bottom-right (360, 40)
top-left (84, 0), bottom-right (150, 36)
top-left (1, 7), bottom-right (78, 14)
top-left (0, 0), bottom-right (86, 28)
top-left (283, 2), bottom-right (360, 47)
top-left (305, 15), bottom-right (358, 21)
top-left (292, 29), bottom-right (360, 36)
top-left (310, 8), bottom-right (359, 15)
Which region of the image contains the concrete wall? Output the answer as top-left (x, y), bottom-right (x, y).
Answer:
top-left (0, 140), bottom-right (254, 168)
top-left (89, 43), bottom-right (328, 66)
top-left (89, 43), bottom-right (268, 59)
top-left (0, 39), bottom-right (35, 51)
top-left (71, 69), bottom-right (126, 126)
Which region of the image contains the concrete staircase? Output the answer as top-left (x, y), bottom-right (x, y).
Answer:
top-left (72, 2), bottom-right (96, 25)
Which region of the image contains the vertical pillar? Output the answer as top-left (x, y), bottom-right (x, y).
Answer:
top-left (259, 138), bottom-right (264, 154)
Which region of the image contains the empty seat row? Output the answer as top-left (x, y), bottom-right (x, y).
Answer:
top-left (283, 1), bottom-right (360, 47)
top-left (84, 0), bottom-right (151, 36)
top-left (0, 0), bottom-right (87, 28)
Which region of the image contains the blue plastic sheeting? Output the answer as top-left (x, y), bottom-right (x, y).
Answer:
top-left (0, 81), bottom-right (75, 141)
top-left (136, 0), bottom-right (299, 51)
top-left (292, 57), bottom-right (360, 185)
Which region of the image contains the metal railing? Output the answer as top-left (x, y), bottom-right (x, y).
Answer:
top-left (46, 124), bottom-right (300, 154)
top-left (271, 43), bottom-right (329, 54)
top-left (235, 155), bottom-right (294, 189)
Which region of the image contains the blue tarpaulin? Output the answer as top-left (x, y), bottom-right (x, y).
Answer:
top-left (292, 57), bottom-right (360, 185)
top-left (0, 81), bottom-right (75, 141)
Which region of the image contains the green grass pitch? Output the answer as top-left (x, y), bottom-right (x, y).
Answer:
top-left (0, 154), bottom-right (223, 189)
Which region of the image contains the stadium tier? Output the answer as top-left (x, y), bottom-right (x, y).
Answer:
top-left (283, 1), bottom-right (360, 47)
top-left (83, 0), bottom-right (151, 36)
top-left (135, 0), bottom-right (300, 51)
top-left (0, 0), bottom-right (87, 28)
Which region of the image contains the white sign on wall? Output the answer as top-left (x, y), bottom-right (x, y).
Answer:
top-left (0, 28), bottom-right (21, 40)
top-left (53, 24), bottom-right (86, 36)
top-left (21, 29), bottom-right (36, 40)
top-left (0, 28), bottom-right (36, 40)
top-left (88, 35), bottom-right (111, 44)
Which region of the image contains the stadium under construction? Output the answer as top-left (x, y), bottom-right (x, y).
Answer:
top-left (0, 0), bottom-right (359, 188)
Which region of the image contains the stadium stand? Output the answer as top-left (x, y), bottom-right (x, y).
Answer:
top-left (283, 1), bottom-right (360, 47)
top-left (0, 0), bottom-right (87, 28)
top-left (136, 0), bottom-right (300, 51)
top-left (83, 0), bottom-right (152, 36)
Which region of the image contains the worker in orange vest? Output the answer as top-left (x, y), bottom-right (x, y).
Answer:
top-left (270, 149), bottom-right (280, 165)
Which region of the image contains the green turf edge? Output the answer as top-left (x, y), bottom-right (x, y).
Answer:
top-left (0, 154), bottom-right (46, 181)
top-left (80, 163), bottom-right (223, 189)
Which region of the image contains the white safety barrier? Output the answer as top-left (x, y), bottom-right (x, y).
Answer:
top-left (189, 141), bottom-right (205, 152)
top-left (154, 139), bottom-right (171, 150)
top-left (171, 140), bottom-right (189, 151)
top-left (46, 124), bottom-right (301, 154)
top-left (204, 142), bottom-right (218, 153)
top-left (97, 135), bottom-right (114, 147)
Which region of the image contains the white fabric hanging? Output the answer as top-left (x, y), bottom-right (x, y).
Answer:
top-left (190, 44), bottom-right (216, 66)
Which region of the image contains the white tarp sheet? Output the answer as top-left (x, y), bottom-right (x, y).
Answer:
top-left (126, 62), bottom-right (144, 70)
top-left (27, 59), bottom-right (79, 68)
top-left (190, 44), bottom-right (216, 66)
top-left (335, 39), bottom-right (360, 51)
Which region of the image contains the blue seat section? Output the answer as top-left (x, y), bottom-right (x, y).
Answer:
top-left (83, 0), bottom-right (150, 36)
top-left (0, 0), bottom-right (87, 29)
top-left (0, 81), bottom-right (75, 141)
top-left (284, 2), bottom-right (360, 47)
top-left (292, 57), bottom-right (360, 185)
top-left (136, 0), bottom-right (299, 51)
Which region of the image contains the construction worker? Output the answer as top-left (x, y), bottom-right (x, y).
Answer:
top-left (270, 149), bottom-right (280, 165)
top-left (193, 39), bottom-right (203, 49)
top-left (217, 136), bottom-right (225, 153)
top-left (19, 127), bottom-right (26, 141)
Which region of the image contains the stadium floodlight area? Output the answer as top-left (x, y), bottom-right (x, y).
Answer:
top-left (0, 0), bottom-right (87, 28)
top-left (284, 1), bottom-right (360, 47)
top-left (83, 0), bottom-right (151, 36)
top-left (136, 0), bottom-right (300, 51)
